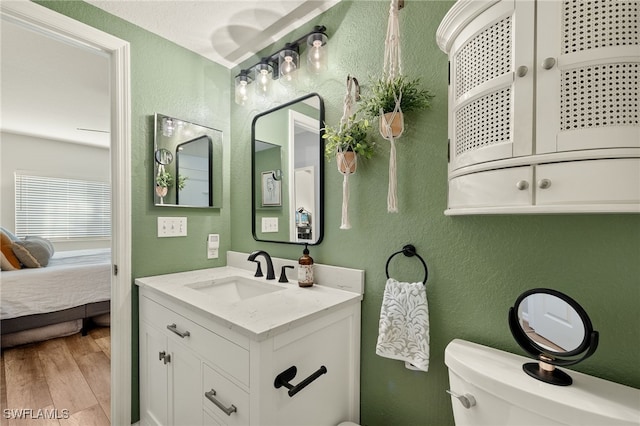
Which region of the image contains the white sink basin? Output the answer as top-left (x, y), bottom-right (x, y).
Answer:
top-left (186, 276), bottom-right (283, 303)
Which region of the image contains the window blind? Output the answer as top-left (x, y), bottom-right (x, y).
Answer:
top-left (15, 173), bottom-right (111, 239)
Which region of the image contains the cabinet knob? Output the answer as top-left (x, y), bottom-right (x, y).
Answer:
top-left (516, 180), bottom-right (529, 190)
top-left (516, 65), bottom-right (528, 77)
top-left (541, 57), bottom-right (556, 70)
top-left (538, 178), bottom-right (552, 189)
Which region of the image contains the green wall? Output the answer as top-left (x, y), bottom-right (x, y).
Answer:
top-left (230, 1), bottom-right (640, 425)
top-left (36, 1), bottom-right (640, 425)
top-left (36, 1), bottom-right (232, 421)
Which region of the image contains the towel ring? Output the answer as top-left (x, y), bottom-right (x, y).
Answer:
top-left (385, 244), bottom-right (429, 285)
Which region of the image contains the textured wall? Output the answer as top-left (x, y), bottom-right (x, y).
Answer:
top-left (230, 1), bottom-right (640, 425)
top-left (34, 0), bottom-right (640, 424)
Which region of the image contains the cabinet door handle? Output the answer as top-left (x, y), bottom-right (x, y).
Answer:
top-left (516, 180), bottom-right (529, 190)
top-left (166, 323), bottom-right (190, 338)
top-left (516, 65), bottom-right (528, 77)
top-left (541, 57), bottom-right (556, 70)
top-left (159, 351), bottom-right (170, 364)
top-left (204, 389), bottom-right (237, 416)
top-left (537, 178), bottom-right (552, 189)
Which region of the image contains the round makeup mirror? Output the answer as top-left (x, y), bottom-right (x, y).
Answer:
top-left (155, 148), bottom-right (174, 165)
top-left (508, 288), bottom-right (599, 386)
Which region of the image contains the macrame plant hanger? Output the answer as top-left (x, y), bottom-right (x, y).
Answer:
top-left (336, 75), bottom-right (359, 229)
top-left (380, 0), bottom-right (404, 213)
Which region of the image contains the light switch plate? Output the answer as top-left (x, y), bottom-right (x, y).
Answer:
top-left (157, 217), bottom-right (187, 237)
top-left (261, 217), bottom-right (278, 233)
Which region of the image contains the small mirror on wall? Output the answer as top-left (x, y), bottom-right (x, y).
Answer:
top-left (154, 114), bottom-right (223, 207)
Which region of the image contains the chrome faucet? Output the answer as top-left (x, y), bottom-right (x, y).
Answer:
top-left (247, 250), bottom-right (275, 280)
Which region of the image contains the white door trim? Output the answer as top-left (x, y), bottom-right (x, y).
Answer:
top-left (0, 2), bottom-right (132, 424)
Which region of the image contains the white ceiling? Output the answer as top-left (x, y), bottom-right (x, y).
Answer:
top-left (86, 0), bottom-right (340, 69)
top-left (0, 1), bottom-right (338, 147)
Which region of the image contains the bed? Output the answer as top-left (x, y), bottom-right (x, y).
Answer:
top-left (1, 248), bottom-right (111, 348)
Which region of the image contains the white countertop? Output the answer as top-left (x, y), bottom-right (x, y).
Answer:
top-left (135, 265), bottom-right (363, 341)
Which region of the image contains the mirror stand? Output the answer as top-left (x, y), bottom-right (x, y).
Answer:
top-left (508, 288), bottom-right (599, 386)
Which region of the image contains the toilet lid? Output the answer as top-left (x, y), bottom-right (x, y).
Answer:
top-left (337, 422), bottom-right (359, 426)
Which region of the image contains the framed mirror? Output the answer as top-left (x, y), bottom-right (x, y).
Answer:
top-left (251, 93), bottom-right (324, 245)
top-left (154, 113), bottom-right (223, 207)
top-left (508, 288), bottom-right (599, 386)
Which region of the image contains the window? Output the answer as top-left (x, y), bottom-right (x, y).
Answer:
top-left (15, 173), bottom-right (111, 240)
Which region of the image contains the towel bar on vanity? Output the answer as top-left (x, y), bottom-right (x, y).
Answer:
top-left (385, 244), bottom-right (429, 285)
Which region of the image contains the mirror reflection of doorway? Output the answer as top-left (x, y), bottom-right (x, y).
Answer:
top-left (289, 110), bottom-right (320, 243)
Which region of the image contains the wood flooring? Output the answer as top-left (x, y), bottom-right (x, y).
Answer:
top-left (0, 327), bottom-right (110, 426)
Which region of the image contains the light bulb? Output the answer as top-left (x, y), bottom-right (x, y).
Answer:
top-left (307, 32), bottom-right (328, 74)
top-left (255, 66), bottom-right (271, 99)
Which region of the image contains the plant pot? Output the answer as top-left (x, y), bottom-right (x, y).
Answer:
top-left (379, 111), bottom-right (404, 139)
top-left (336, 151), bottom-right (357, 174)
top-left (155, 185), bottom-right (168, 204)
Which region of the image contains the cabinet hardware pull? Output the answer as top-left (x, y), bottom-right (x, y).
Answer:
top-left (158, 351), bottom-right (170, 364)
top-left (274, 365), bottom-right (328, 397)
top-left (204, 389), bottom-right (237, 416)
top-left (516, 180), bottom-right (529, 190)
top-left (537, 178), bottom-right (552, 189)
top-left (541, 57), bottom-right (556, 70)
top-left (446, 390), bottom-right (476, 409)
top-left (166, 323), bottom-right (190, 338)
top-left (516, 65), bottom-right (528, 77)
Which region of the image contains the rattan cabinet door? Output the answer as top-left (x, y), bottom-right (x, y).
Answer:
top-left (536, 0), bottom-right (640, 154)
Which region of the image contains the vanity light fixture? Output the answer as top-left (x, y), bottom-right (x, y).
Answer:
top-left (234, 25), bottom-right (328, 105)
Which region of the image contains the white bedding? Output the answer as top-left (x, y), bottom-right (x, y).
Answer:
top-left (0, 248), bottom-right (111, 320)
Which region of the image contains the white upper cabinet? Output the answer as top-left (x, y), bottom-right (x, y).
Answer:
top-left (437, 0), bottom-right (640, 214)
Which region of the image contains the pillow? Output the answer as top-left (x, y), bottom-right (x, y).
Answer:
top-left (12, 238), bottom-right (53, 267)
top-left (0, 231), bottom-right (21, 270)
top-left (0, 227), bottom-right (19, 241)
top-left (25, 236), bottom-right (55, 257)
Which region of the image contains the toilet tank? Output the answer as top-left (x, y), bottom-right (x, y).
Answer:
top-left (445, 339), bottom-right (640, 426)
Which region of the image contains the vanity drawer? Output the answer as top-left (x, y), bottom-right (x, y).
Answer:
top-left (202, 362), bottom-right (249, 426)
top-left (140, 295), bottom-right (249, 386)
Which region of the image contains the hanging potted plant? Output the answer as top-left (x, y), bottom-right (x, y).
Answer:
top-left (361, 74), bottom-right (434, 138)
top-left (155, 170), bottom-right (173, 203)
top-left (323, 115), bottom-right (375, 174)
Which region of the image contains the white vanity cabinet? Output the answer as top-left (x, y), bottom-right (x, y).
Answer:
top-left (138, 285), bottom-right (361, 426)
top-left (437, 0), bottom-right (640, 214)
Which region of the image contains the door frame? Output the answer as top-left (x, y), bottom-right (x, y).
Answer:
top-left (0, 2), bottom-right (132, 424)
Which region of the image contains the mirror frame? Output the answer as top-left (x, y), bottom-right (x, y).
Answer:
top-left (251, 93), bottom-right (325, 245)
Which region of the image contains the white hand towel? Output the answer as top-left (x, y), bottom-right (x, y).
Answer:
top-left (376, 278), bottom-right (430, 372)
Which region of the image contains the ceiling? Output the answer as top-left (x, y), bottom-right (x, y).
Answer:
top-left (86, 1), bottom-right (340, 69)
top-left (0, 1), bottom-right (339, 147)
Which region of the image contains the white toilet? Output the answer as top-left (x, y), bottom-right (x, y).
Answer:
top-left (445, 339), bottom-right (640, 425)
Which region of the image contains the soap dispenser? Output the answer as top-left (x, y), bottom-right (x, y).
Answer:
top-left (297, 244), bottom-right (314, 287)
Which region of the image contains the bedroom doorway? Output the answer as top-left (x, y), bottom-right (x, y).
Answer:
top-left (0, 2), bottom-right (131, 424)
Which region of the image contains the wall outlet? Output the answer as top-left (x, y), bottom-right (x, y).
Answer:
top-left (157, 217), bottom-right (187, 237)
top-left (261, 217), bottom-right (278, 233)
